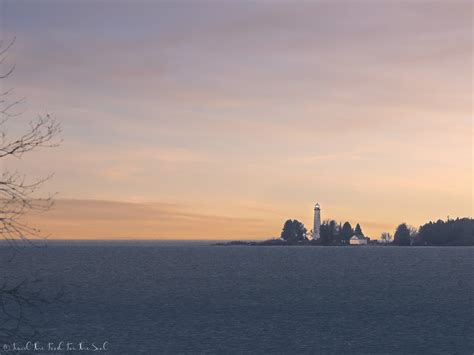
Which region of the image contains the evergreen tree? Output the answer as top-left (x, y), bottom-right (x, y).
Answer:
top-left (341, 222), bottom-right (354, 243)
top-left (418, 218), bottom-right (473, 246)
top-left (354, 223), bottom-right (364, 236)
top-left (394, 223), bottom-right (411, 246)
top-left (330, 220), bottom-right (339, 242)
top-left (320, 220), bottom-right (338, 245)
top-left (334, 222), bottom-right (343, 243)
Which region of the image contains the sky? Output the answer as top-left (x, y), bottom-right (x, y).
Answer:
top-left (0, 1), bottom-right (472, 239)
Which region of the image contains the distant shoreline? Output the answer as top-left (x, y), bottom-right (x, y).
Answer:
top-left (213, 240), bottom-right (382, 246)
top-left (212, 240), bottom-right (474, 247)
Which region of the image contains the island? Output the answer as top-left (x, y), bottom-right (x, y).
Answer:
top-left (215, 203), bottom-right (474, 247)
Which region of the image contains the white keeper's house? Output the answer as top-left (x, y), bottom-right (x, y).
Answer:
top-left (350, 235), bottom-right (368, 245)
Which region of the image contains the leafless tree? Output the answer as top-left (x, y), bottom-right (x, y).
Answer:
top-left (0, 37), bottom-right (61, 248)
top-left (0, 37), bottom-right (61, 342)
top-left (380, 232), bottom-right (392, 244)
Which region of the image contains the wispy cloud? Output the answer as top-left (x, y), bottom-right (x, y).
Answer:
top-left (291, 151), bottom-right (367, 163)
top-left (26, 199), bottom-right (270, 240)
top-left (2, 1), bottom-right (471, 238)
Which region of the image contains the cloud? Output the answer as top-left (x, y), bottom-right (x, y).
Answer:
top-left (25, 199), bottom-right (271, 240)
top-left (1, 1), bottom-right (471, 240)
top-left (291, 151), bottom-right (367, 163)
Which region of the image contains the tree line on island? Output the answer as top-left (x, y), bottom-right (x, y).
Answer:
top-left (278, 219), bottom-right (369, 245)
top-left (218, 217), bottom-right (474, 246)
top-left (280, 219), bottom-right (365, 245)
top-left (279, 217), bottom-right (473, 246)
top-left (393, 218), bottom-right (474, 246)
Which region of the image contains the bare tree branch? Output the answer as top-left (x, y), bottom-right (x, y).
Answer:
top-left (0, 114), bottom-right (61, 158)
top-left (0, 37), bottom-right (61, 247)
top-left (0, 36), bottom-right (62, 340)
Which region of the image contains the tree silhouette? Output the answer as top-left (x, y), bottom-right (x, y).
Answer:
top-left (354, 223), bottom-right (364, 236)
top-left (320, 220), bottom-right (339, 245)
top-left (281, 220), bottom-right (294, 241)
top-left (380, 232), bottom-right (392, 243)
top-left (393, 223), bottom-right (411, 246)
top-left (0, 39), bottom-right (61, 247)
top-left (418, 218), bottom-right (473, 246)
top-left (0, 37), bottom-right (61, 342)
top-left (280, 219), bottom-right (307, 244)
top-left (341, 222), bottom-right (353, 243)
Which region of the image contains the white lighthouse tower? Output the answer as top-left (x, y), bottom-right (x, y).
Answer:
top-left (313, 203), bottom-right (321, 240)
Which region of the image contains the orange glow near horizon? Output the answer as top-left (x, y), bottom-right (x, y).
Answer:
top-left (2, 2), bottom-right (471, 240)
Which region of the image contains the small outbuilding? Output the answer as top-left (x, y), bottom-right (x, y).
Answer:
top-left (350, 235), bottom-right (367, 245)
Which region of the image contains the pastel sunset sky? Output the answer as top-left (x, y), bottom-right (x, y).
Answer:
top-left (0, 1), bottom-right (472, 239)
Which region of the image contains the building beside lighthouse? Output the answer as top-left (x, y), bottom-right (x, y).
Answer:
top-left (350, 235), bottom-right (368, 245)
top-left (313, 203), bottom-right (321, 240)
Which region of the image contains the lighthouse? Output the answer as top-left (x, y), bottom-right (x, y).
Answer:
top-left (313, 203), bottom-right (321, 240)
